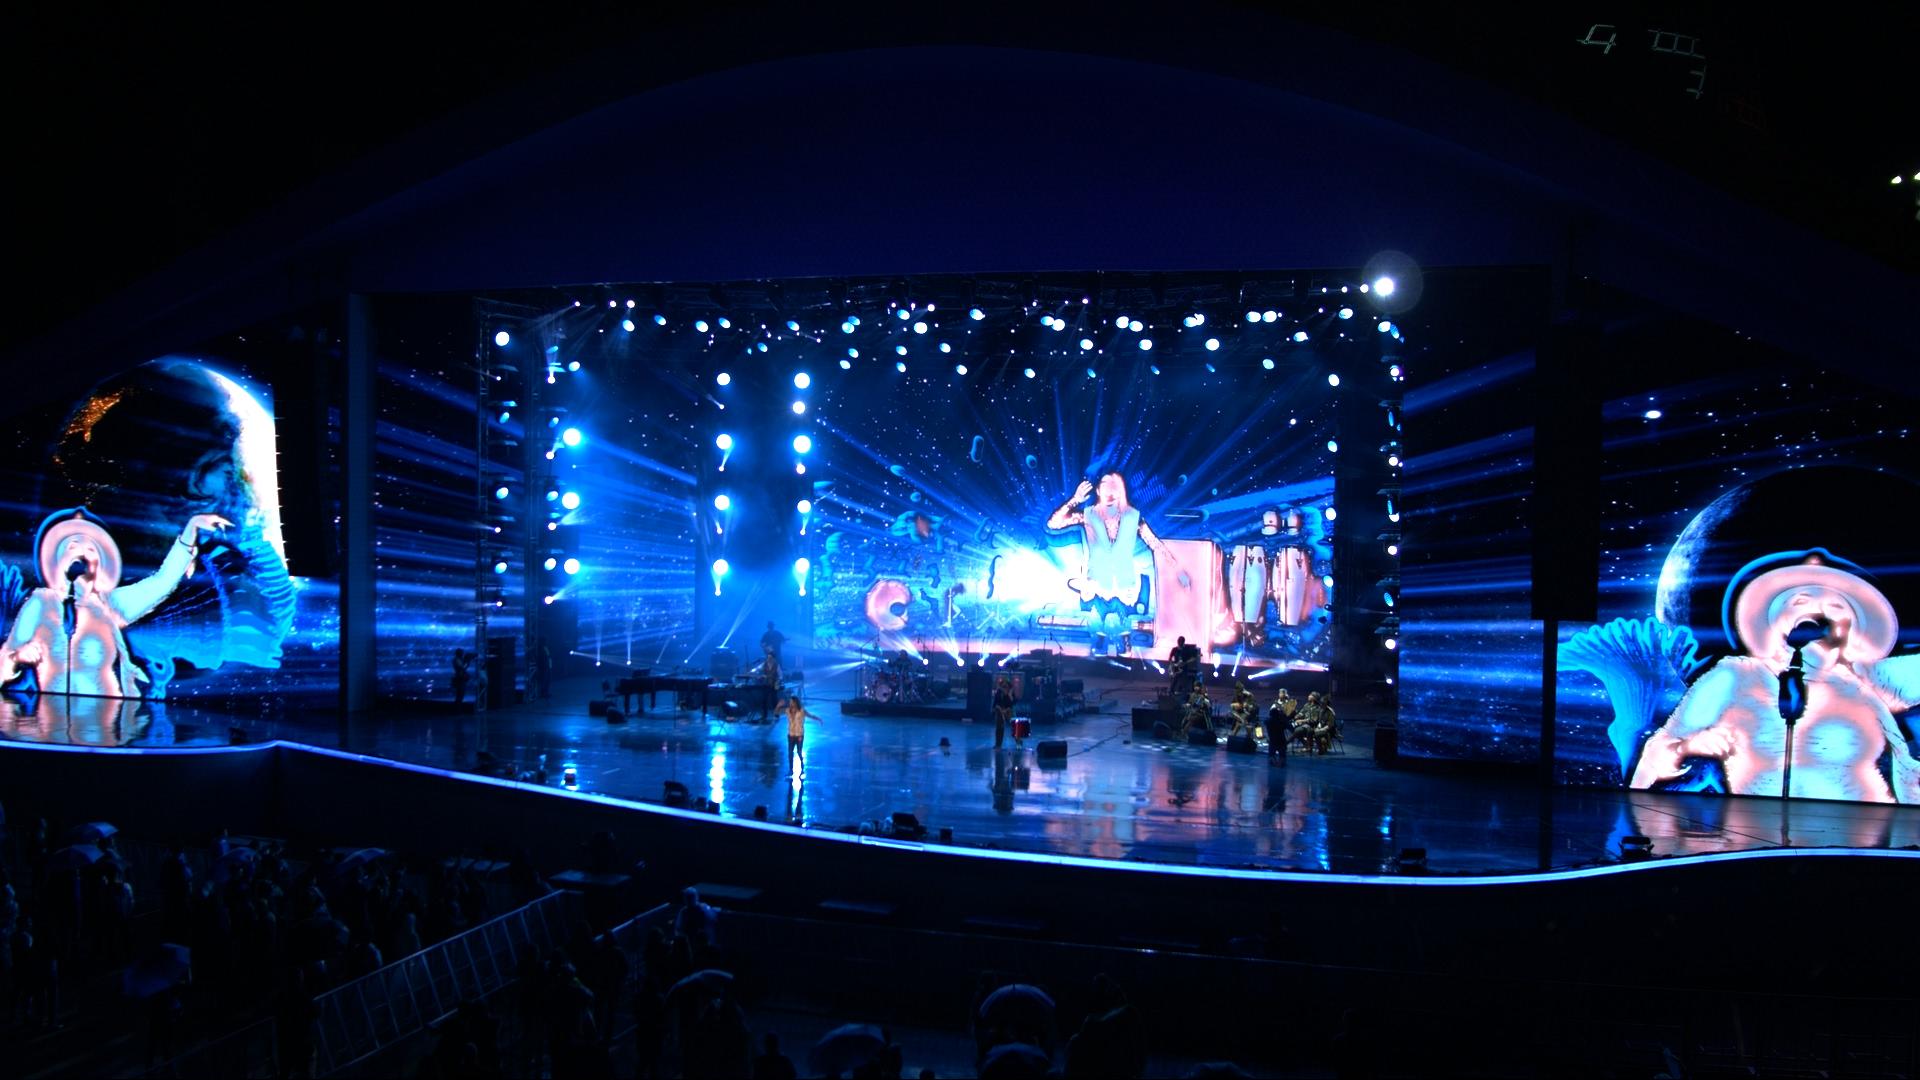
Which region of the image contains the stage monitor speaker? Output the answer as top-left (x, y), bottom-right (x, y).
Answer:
top-left (966, 669), bottom-right (992, 722)
top-left (892, 812), bottom-right (927, 838)
top-left (1035, 739), bottom-right (1068, 760)
top-left (1226, 734), bottom-right (1258, 754)
top-left (709, 648), bottom-right (739, 681)
top-left (1132, 706), bottom-right (1175, 731)
top-left (1187, 729), bottom-right (1218, 747)
top-left (663, 781), bottom-right (690, 808)
top-left (604, 706), bottom-right (625, 725)
top-left (1374, 723), bottom-right (1399, 765)
top-left (588, 699), bottom-right (609, 717)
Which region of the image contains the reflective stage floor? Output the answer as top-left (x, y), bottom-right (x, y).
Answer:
top-left (7, 676), bottom-right (1920, 876)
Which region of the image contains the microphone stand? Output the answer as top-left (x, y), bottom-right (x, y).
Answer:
top-left (1777, 642), bottom-right (1809, 845)
top-left (64, 576), bottom-right (78, 698)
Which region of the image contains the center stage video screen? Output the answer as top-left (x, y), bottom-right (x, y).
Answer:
top-left (797, 322), bottom-right (1340, 672)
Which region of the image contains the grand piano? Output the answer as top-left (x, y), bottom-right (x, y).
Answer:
top-left (615, 670), bottom-right (782, 718)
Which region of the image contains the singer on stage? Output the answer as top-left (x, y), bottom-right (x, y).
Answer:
top-left (0, 508), bottom-right (229, 698)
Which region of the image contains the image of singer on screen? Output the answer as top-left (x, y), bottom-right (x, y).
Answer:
top-left (0, 508), bottom-right (229, 698)
top-left (1047, 471), bottom-right (1189, 657)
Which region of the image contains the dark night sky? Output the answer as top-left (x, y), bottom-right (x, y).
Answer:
top-left (5, 3), bottom-right (1913, 349)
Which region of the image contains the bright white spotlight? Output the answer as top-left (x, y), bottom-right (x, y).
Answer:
top-left (567, 360), bottom-right (581, 372)
top-left (898, 309), bottom-right (912, 321)
top-left (795, 463), bottom-right (806, 474)
top-left (896, 345), bottom-right (908, 355)
top-left (717, 317), bottom-right (732, 329)
top-left (1327, 373), bottom-right (1340, 387)
top-left (564, 558), bottom-right (581, 575)
top-left (544, 557), bottom-right (558, 571)
top-left (694, 320), bottom-right (710, 333)
top-left (1115, 315), bottom-right (1130, 328)
top-left (1023, 368), bottom-right (1036, 378)
top-left (1246, 311), bottom-right (1261, 323)
top-left (839, 359), bottom-right (852, 369)
top-left (1041, 315), bottom-right (1056, 328)
top-left (756, 343), bottom-right (769, 353)
top-left (621, 319), bottom-right (635, 332)
top-left (712, 559), bottom-right (729, 576)
top-left (969, 307), bottom-right (985, 321)
top-left (842, 320), bottom-right (856, 333)
top-left (1388, 454), bottom-right (1401, 467)
top-left (1086, 368), bottom-right (1097, 379)
top-left (786, 320), bottom-right (800, 332)
top-left (1149, 365), bottom-right (1160, 375)
top-left (560, 492), bottom-right (581, 510)
top-left (1138, 338), bottom-right (1153, 351)
top-left (1644, 409), bottom-right (1663, 420)
top-left (1128, 320), bottom-right (1143, 332)
top-left (1327, 439), bottom-right (1339, 453)
top-left (1205, 338), bottom-right (1220, 351)
top-left (1324, 506), bottom-right (1338, 520)
top-left (955, 364), bottom-right (969, 375)
top-left (791, 400), bottom-right (806, 414)
top-left (939, 342), bottom-right (952, 353)
top-left (494, 486), bottom-right (509, 499)
top-left (1263, 310), bottom-right (1277, 322)
top-left (793, 372), bottom-right (811, 389)
top-left (1373, 276), bottom-right (1396, 296)
top-left (545, 488), bottom-right (560, 502)
top-left (1389, 364), bottom-right (1403, 379)
top-left (848, 348), bottom-right (859, 358)
top-left (1262, 358), bottom-right (1275, 370)
top-left (1384, 637), bottom-right (1398, 651)
top-left (543, 595), bottom-right (555, 605)
top-left (1190, 313), bottom-right (1205, 326)
top-left (714, 494), bottom-right (731, 511)
top-left (1338, 307), bottom-right (1354, 320)
top-left (716, 433), bottom-right (733, 450)
top-left (1387, 544), bottom-right (1399, 556)
top-left (561, 427), bottom-right (582, 447)
top-left (494, 331), bottom-right (510, 347)
top-left (717, 372), bottom-right (732, 386)
top-left (492, 561), bottom-right (508, 574)
top-left (794, 557), bottom-right (810, 575)
top-left (797, 499), bottom-right (812, 514)
top-left (1293, 331), bottom-right (1309, 342)
top-left (1080, 338), bottom-right (1094, 351)
top-left (913, 321), bottom-right (928, 335)
top-left (654, 314), bottom-right (667, 326)
top-left (1051, 320), bottom-right (1066, 332)
top-left (896, 361), bottom-right (907, 372)
top-left (793, 434), bottom-right (813, 453)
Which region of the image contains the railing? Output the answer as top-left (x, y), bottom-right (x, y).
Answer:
top-left (311, 889), bottom-right (581, 1075)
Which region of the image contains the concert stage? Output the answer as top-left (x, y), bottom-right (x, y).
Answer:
top-left (8, 674), bottom-right (1920, 878)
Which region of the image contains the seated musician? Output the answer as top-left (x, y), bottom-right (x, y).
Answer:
top-left (1291, 694), bottom-right (1320, 751)
top-left (1312, 695), bottom-right (1337, 752)
top-left (1180, 684), bottom-right (1213, 738)
top-left (1228, 682), bottom-right (1258, 737)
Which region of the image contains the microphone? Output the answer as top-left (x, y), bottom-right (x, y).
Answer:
top-left (63, 559), bottom-right (85, 638)
top-left (1777, 619), bottom-right (1826, 724)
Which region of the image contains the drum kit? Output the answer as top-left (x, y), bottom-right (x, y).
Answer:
top-left (861, 647), bottom-right (933, 704)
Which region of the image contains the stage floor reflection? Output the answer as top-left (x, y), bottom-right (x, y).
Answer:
top-left (8, 679), bottom-right (1920, 876)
